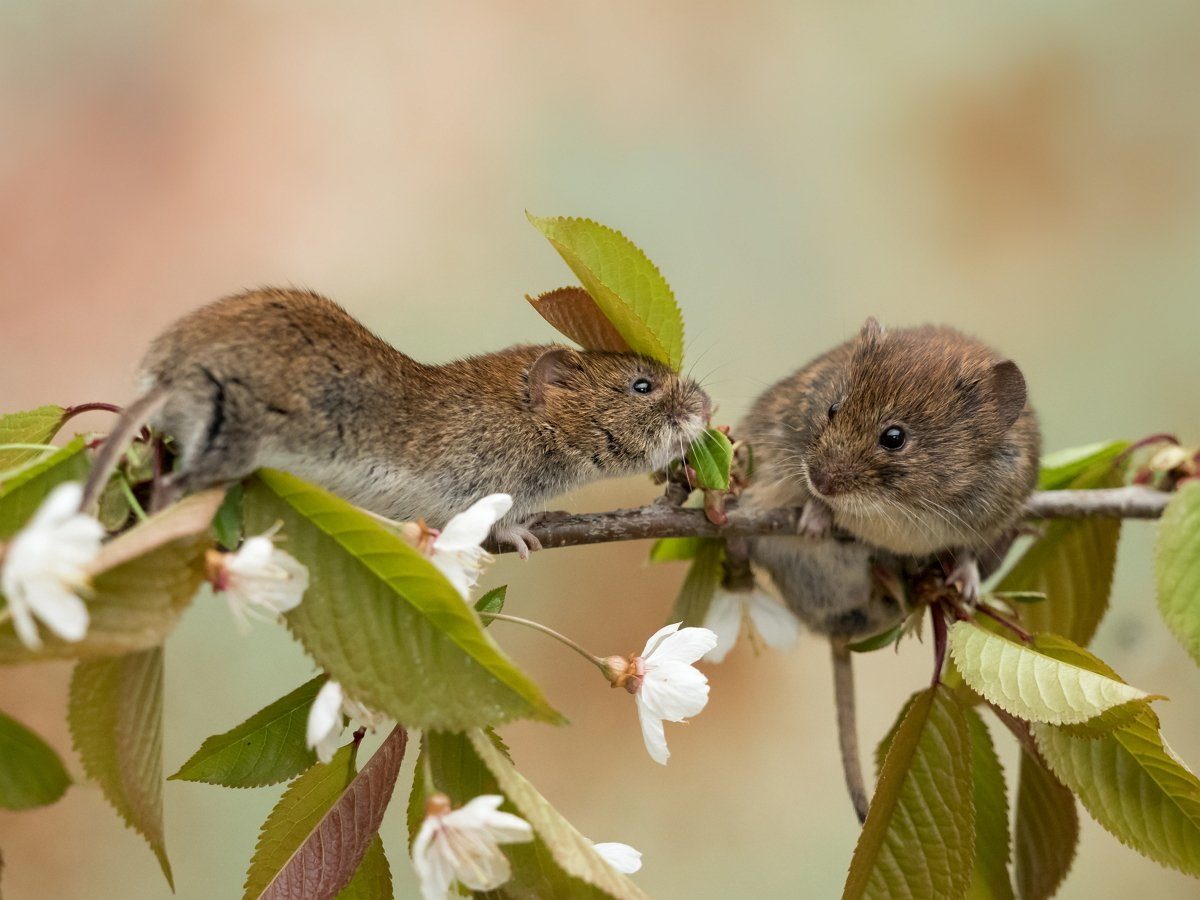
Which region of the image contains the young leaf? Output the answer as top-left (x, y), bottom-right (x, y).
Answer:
top-left (948, 623), bottom-right (1152, 726)
top-left (963, 708), bottom-right (1013, 900)
top-left (527, 214), bottom-right (685, 370)
top-left (243, 726), bottom-right (408, 900)
top-left (0, 405), bottom-right (65, 470)
top-left (244, 469), bottom-right (562, 731)
top-left (0, 711), bottom-right (71, 810)
top-left (844, 687), bottom-right (975, 900)
top-left (336, 837), bottom-right (392, 900)
top-left (667, 539), bottom-right (724, 627)
top-left (0, 437), bottom-right (89, 538)
top-left (687, 428), bottom-right (733, 491)
top-left (996, 444), bottom-right (1127, 644)
top-left (170, 675), bottom-right (325, 788)
top-left (1013, 746), bottom-right (1078, 900)
top-left (69, 647), bottom-right (173, 888)
top-left (214, 483), bottom-right (245, 551)
top-left (649, 536), bottom-right (704, 563)
top-left (1033, 712), bottom-right (1200, 878)
top-left (0, 490), bottom-right (220, 663)
top-left (848, 624), bottom-right (903, 654)
top-left (1155, 479), bottom-right (1200, 666)
top-left (475, 585), bottom-right (507, 623)
top-left (526, 287), bottom-right (634, 354)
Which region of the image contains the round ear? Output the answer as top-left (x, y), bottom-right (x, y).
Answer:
top-left (990, 359), bottom-right (1027, 429)
top-left (528, 347), bottom-right (584, 409)
top-left (858, 316), bottom-right (885, 346)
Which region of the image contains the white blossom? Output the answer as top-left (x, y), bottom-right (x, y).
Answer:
top-left (702, 585), bottom-right (800, 664)
top-left (304, 679), bottom-right (382, 764)
top-left (209, 530), bottom-right (308, 632)
top-left (428, 494), bottom-right (512, 598)
top-left (608, 622), bottom-right (717, 766)
top-left (593, 841), bottom-right (643, 874)
top-left (0, 481), bottom-right (102, 649)
top-left (412, 793), bottom-right (533, 899)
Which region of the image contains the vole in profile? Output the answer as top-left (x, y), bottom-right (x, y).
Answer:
top-left (739, 317), bottom-right (1040, 820)
top-left (83, 288), bottom-right (711, 554)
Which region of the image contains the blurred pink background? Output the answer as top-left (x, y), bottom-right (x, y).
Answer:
top-left (2, 2), bottom-right (1199, 897)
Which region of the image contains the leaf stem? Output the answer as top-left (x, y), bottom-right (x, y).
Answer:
top-left (118, 476), bottom-right (150, 523)
top-left (479, 612), bottom-right (606, 671)
top-left (975, 602), bottom-right (1033, 642)
top-left (930, 603), bottom-right (948, 687)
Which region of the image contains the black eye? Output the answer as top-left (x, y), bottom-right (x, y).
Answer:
top-left (632, 378), bottom-right (654, 394)
top-left (827, 401), bottom-right (841, 420)
top-left (879, 426), bottom-right (906, 451)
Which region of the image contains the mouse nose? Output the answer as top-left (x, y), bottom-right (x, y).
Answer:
top-left (809, 467), bottom-right (843, 497)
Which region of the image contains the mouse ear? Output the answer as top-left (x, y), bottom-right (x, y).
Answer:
top-left (528, 347), bottom-right (584, 409)
top-left (990, 359), bottom-right (1027, 430)
top-left (858, 316), bottom-right (885, 347)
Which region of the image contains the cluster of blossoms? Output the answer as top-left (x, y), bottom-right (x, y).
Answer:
top-left (1, 483), bottom-right (798, 898)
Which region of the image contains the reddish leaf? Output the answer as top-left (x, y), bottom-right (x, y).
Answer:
top-left (526, 287), bottom-right (632, 354)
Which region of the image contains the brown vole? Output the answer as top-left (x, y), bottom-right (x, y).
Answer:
top-left (83, 288), bottom-right (711, 554)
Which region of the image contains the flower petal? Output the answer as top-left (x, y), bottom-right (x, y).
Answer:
top-left (647, 625), bottom-right (718, 666)
top-left (701, 590), bottom-right (744, 664)
top-left (593, 842), bottom-right (643, 874)
top-left (639, 621), bottom-right (682, 658)
top-left (435, 494), bottom-right (513, 551)
top-left (639, 660), bottom-right (710, 721)
top-left (413, 817), bottom-right (457, 900)
top-left (636, 699), bottom-right (670, 765)
top-left (305, 680), bottom-right (344, 754)
top-left (747, 590), bottom-right (801, 650)
top-left (431, 554), bottom-right (475, 599)
top-left (24, 583), bottom-right (89, 642)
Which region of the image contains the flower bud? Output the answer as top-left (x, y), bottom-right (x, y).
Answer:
top-left (425, 792), bottom-right (453, 818)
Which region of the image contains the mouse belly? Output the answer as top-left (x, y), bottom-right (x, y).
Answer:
top-left (831, 504), bottom-right (988, 557)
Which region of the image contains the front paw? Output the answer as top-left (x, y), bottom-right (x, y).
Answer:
top-left (798, 500), bottom-right (833, 538)
top-left (491, 523), bottom-right (544, 560)
top-left (946, 554), bottom-right (981, 605)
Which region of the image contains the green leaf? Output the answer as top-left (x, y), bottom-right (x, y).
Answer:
top-left (336, 837), bottom-right (392, 900)
top-left (528, 213), bottom-right (685, 370)
top-left (667, 539), bottom-right (724, 627)
top-left (170, 675), bottom-right (325, 788)
top-left (0, 406), bottom-right (65, 471)
top-left (990, 592), bottom-right (1046, 605)
top-left (0, 490), bottom-right (220, 663)
top-left (844, 687), bottom-right (975, 900)
top-left (963, 708), bottom-right (1013, 900)
top-left (948, 623), bottom-right (1152, 726)
top-left (475, 585), bottom-right (507, 623)
top-left (998, 445), bottom-right (1127, 644)
top-left (648, 536), bottom-right (704, 563)
top-left (1155, 479), bottom-right (1200, 666)
top-left (1034, 711), bottom-right (1200, 877)
top-left (69, 647), bottom-right (173, 888)
top-left (214, 483), bottom-right (245, 551)
top-left (849, 624), bottom-right (903, 654)
top-left (1037, 441), bottom-right (1127, 489)
top-left (0, 711), bottom-right (71, 810)
top-left (244, 726), bottom-right (408, 899)
top-left (687, 428), bottom-right (733, 491)
top-left (1013, 746), bottom-right (1078, 900)
top-left (244, 469), bottom-right (561, 731)
top-left (408, 730), bottom-right (647, 899)
top-left (0, 437), bottom-right (89, 538)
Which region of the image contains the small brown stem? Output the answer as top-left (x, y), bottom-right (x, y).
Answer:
top-left (930, 603), bottom-right (948, 687)
top-left (975, 602), bottom-right (1033, 642)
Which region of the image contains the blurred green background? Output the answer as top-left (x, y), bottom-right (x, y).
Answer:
top-left (2, 2), bottom-right (1199, 897)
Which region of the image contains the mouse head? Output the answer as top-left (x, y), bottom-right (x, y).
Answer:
top-left (527, 347), bottom-right (711, 473)
top-left (804, 318), bottom-right (1031, 516)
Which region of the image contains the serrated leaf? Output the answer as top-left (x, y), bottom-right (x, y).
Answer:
top-left (0, 710), bottom-right (70, 810)
top-left (475, 586), bottom-right (507, 624)
top-left (849, 624), bottom-right (903, 654)
top-left (244, 726), bottom-right (407, 900)
top-left (0, 437), bottom-right (89, 538)
top-left (214, 483), bottom-right (245, 551)
top-left (997, 445), bottom-right (1127, 644)
top-left (648, 536), bottom-right (704, 563)
top-left (964, 708), bottom-right (1013, 900)
top-left (1037, 441), bottom-right (1127, 489)
top-left (949, 623), bottom-right (1152, 726)
top-left (170, 675), bottom-right (325, 788)
top-left (687, 428), bottom-right (732, 491)
top-left (528, 214), bottom-right (685, 370)
top-left (0, 406), bottom-right (65, 471)
top-left (335, 837), bottom-right (392, 900)
top-left (1155, 479), bottom-right (1200, 666)
top-left (1034, 711), bottom-right (1200, 877)
top-left (243, 469), bottom-right (561, 732)
top-left (69, 647), bottom-right (172, 888)
top-left (1013, 746), bottom-right (1078, 900)
top-left (526, 287), bottom-right (633, 354)
top-left (0, 490), bottom-right (219, 663)
top-left (667, 539), bottom-right (723, 627)
top-left (844, 687), bottom-right (975, 900)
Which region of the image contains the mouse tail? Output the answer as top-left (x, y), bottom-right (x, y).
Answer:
top-left (832, 639), bottom-right (870, 824)
top-left (80, 384), bottom-right (168, 514)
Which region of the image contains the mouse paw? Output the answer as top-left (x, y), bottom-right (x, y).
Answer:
top-left (491, 523), bottom-right (543, 560)
top-left (798, 500), bottom-right (833, 538)
top-left (946, 555), bottom-right (981, 605)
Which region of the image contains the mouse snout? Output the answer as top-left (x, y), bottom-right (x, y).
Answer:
top-left (809, 465), bottom-right (850, 498)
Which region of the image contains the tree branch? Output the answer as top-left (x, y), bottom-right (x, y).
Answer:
top-left (487, 485), bottom-right (1170, 554)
